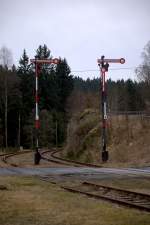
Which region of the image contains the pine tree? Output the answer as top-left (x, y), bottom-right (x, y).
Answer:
top-left (17, 49), bottom-right (34, 147)
top-left (56, 58), bottom-right (74, 112)
top-left (18, 49), bottom-right (31, 74)
top-left (35, 44), bottom-right (59, 110)
top-left (0, 66), bottom-right (21, 147)
top-left (35, 44), bottom-right (51, 59)
top-left (39, 109), bottom-right (55, 147)
top-left (17, 49), bottom-right (34, 114)
top-left (126, 79), bottom-right (145, 111)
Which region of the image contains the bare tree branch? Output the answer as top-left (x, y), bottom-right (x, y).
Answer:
top-left (0, 46), bottom-right (13, 69)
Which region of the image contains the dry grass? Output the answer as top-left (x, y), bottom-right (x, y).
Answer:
top-left (107, 115), bottom-right (150, 166)
top-left (65, 109), bottom-right (150, 166)
top-left (94, 177), bottom-right (150, 194)
top-left (0, 176), bottom-right (150, 225)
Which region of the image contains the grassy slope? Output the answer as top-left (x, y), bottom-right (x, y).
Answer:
top-left (0, 176), bottom-right (150, 225)
top-left (65, 109), bottom-right (150, 166)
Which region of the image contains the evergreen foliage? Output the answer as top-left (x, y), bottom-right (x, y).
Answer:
top-left (16, 45), bottom-right (73, 148)
top-left (73, 76), bottom-right (145, 112)
top-left (0, 42), bottom-right (149, 150)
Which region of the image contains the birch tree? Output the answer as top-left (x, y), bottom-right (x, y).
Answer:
top-left (0, 46), bottom-right (13, 149)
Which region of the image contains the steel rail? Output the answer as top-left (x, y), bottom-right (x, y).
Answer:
top-left (0, 150), bottom-right (32, 167)
top-left (41, 150), bottom-right (73, 166)
top-left (83, 181), bottom-right (150, 199)
top-left (37, 175), bottom-right (150, 213)
top-left (47, 150), bottom-right (102, 168)
top-left (62, 182), bottom-right (150, 212)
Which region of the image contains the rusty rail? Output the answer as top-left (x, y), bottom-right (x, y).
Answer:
top-left (62, 181), bottom-right (150, 212)
top-left (38, 175), bottom-right (150, 212)
top-left (42, 149), bottom-right (102, 168)
top-left (0, 150), bottom-right (32, 167)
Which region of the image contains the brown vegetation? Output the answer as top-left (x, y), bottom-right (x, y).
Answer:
top-left (65, 109), bottom-right (150, 166)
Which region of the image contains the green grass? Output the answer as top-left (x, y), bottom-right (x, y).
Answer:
top-left (0, 176), bottom-right (150, 225)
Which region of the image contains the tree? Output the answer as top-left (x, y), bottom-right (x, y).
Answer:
top-left (17, 49), bottom-right (34, 147)
top-left (0, 66), bottom-right (21, 148)
top-left (56, 58), bottom-right (74, 112)
top-left (22, 112), bottom-right (34, 148)
top-left (136, 41), bottom-right (150, 108)
top-left (0, 46), bottom-right (13, 149)
top-left (34, 44), bottom-right (59, 110)
top-left (0, 46), bottom-right (13, 69)
top-left (35, 44), bottom-right (52, 76)
top-left (17, 49), bottom-right (34, 116)
top-left (136, 41), bottom-right (150, 84)
top-left (35, 44), bottom-right (51, 59)
top-left (0, 118), bottom-right (3, 149)
top-left (125, 79), bottom-right (144, 111)
top-left (16, 45), bottom-right (75, 147)
top-left (39, 110), bottom-right (55, 147)
top-left (7, 71), bottom-right (21, 146)
top-left (18, 49), bottom-right (31, 74)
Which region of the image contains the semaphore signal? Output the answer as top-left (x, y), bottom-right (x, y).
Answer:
top-left (30, 58), bottom-right (60, 64)
top-left (97, 55), bottom-right (125, 162)
top-left (97, 58), bottom-right (125, 64)
top-left (30, 57), bottom-right (60, 165)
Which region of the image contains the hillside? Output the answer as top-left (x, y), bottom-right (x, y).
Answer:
top-left (64, 109), bottom-right (150, 167)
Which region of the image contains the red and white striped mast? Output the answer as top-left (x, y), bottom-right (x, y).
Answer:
top-left (30, 58), bottom-right (60, 164)
top-left (97, 56), bottom-right (125, 162)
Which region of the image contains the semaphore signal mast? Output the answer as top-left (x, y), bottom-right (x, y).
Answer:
top-left (97, 56), bottom-right (125, 162)
top-left (30, 57), bottom-right (60, 165)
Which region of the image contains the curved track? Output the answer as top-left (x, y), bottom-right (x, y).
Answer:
top-left (41, 149), bottom-right (102, 167)
top-left (1, 149), bottom-right (150, 213)
top-left (0, 150), bottom-right (32, 167)
top-left (1, 148), bottom-right (102, 168)
top-left (39, 150), bottom-right (150, 213)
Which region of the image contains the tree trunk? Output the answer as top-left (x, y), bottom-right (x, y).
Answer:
top-left (18, 113), bottom-right (20, 148)
top-left (5, 73), bottom-right (8, 149)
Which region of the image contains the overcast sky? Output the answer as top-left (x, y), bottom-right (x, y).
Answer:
top-left (0, 0), bottom-right (150, 80)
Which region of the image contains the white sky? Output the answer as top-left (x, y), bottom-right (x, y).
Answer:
top-left (0, 0), bottom-right (150, 80)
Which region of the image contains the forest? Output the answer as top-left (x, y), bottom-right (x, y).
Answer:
top-left (0, 42), bottom-right (150, 150)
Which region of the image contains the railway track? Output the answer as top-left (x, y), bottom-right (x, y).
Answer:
top-left (39, 176), bottom-right (150, 213)
top-left (42, 149), bottom-right (102, 168)
top-left (0, 149), bottom-right (75, 167)
top-left (1, 148), bottom-right (102, 168)
top-left (63, 182), bottom-right (150, 212)
top-left (0, 149), bottom-right (57, 167)
top-left (41, 150), bottom-right (74, 166)
top-left (1, 150), bottom-right (150, 212)
top-left (0, 150), bottom-right (32, 167)
top-left (0, 149), bottom-right (69, 167)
